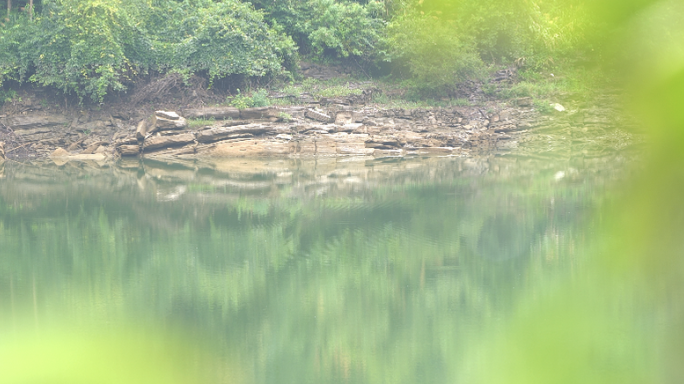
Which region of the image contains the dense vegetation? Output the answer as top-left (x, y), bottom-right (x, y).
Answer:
top-left (0, 0), bottom-right (595, 102)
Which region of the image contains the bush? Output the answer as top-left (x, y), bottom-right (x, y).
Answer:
top-left (229, 89), bottom-right (270, 109)
top-left (384, 12), bottom-right (484, 93)
top-left (142, 0), bottom-right (296, 83)
top-left (382, 0), bottom-right (593, 92)
top-left (5, 0), bottom-right (146, 102)
top-left (0, 0), bottom-right (296, 103)
top-left (252, 0), bottom-right (385, 61)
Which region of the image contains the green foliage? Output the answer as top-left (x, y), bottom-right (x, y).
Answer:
top-left (0, 89), bottom-right (17, 106)
top-left (306, 0), bottom-right (385, 59)
top-left (382, 0), bottom-right (593, 94)
top-left (277, 111), bottom-right (293, 122)
top-left (532, 99), bottom-right (554, 114)
top-left (0, 0), bottom-right (295, 103)
top-left (275, 77), bottom-right (363, 101)
top-left (229, 90), bottom-right (251, 110)
top-left (316, 84), bottom-right (362, 98)
top-left (187, 118), bottom-right (216, 129)
top-left (252, 0), bottom-right (385, 60)
top-left (384, 12), bottom-right (484, 93)
top-left (141, 0), bottom-right (296, 84)
top-left (228, 88), bottom-right (270, 109)
top-left (250, 89), bottom-right (270, 107)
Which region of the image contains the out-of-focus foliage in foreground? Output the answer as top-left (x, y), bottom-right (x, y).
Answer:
top-left (463, 0), bottom-right (684, 382)
top-left (382, 0), bottom-right (594, 93)
top-left (0, 326), bottom-right (240, 384)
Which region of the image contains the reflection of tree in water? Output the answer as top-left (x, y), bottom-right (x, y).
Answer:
top-left (0, 157), bottom-right (622, 384)
top-left (476, 213), bottom-right (537, 261)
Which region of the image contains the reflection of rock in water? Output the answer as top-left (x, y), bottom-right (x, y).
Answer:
top-left (476, 214), bottom-right (533, 261)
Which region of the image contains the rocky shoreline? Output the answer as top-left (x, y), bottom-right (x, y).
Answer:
top-left (0, 87), bottom-right (638, 164)
top-left (1, 97), bottom-right (546, 162)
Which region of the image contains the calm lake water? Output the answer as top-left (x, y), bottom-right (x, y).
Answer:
top-left (0, 152), bottom-right (632, 383)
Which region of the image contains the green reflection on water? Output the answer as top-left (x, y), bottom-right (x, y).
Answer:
top-left (0, 155), bottom-right (627, 384)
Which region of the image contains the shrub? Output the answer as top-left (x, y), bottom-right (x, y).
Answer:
top-left (229, 89), bottom-right (271, 109)
top-left (250, 89), bottom-right (270, 107)
top-left (384, 12), bottom-right (484, 93)
top-left (0, 0), bottom-right (295, 103)
top-left (252, 0), bottom-right (385, 61)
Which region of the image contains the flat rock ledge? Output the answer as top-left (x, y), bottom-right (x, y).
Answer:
top-left (1, 104), bottom-right (539, 161)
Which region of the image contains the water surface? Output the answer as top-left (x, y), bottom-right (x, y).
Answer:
top-left (0, 153), bottom-right (630, 383)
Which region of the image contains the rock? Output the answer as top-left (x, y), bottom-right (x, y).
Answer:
top-left (204, 139), bottom-right (291, 157)
top-left (50, 147), bottom-right (70, 157)
top-left (153, 115), bottom-right (187, 130)
top-left (76, 120), bottom-right (108, 132)
top-left (0, 114), bottom-right (68, 130)
top-left (364, 137), bottom-right (402, 149)
top-left (94, 145), bottom-right (108, 154)
top-left (492, 124), bottom-right (521, 133)
top-left (184, 107), bottom-right (240, 120)
top-left (404, 147), bottom-right (454, 155)
top-left (328, 133), bottom-right (374, 155)
top-left (65, 153), bottom-right (107, 161)
top-left (277, 106), bottom-right (307, 119)
top-left (240, 107), bottom-right (271, 120)
top-left (0, 141), bottom-right (4, 160)
top-left (552, 103), bottom-right (565, 112)
top-left (335, 123), bottom-right (363, 133)
top-left (155, 110), bottom-right (180, 120)
top-left (80, 141), bottom-right (107, 154)
top-left (118, 145), bottom-right (141, 156)
top-left (136, 119), bottom-right (150, 140)
top-left (115, 135), bottom-right (138, 146)
top-left (305, 109), bottom-right (332, 123)
top-left (196, 124), bottom-right (274, 143)
top-left (335, 111), bottom-right (353, 125)
top-left (298, 94), bottom-right (316, 104)
top-left (143, 133), bottom-right (196, 151)
top-left (292, 137), bottom-right (337, 155)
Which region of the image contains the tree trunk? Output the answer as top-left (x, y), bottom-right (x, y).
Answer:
top-left (28, 0), bottom-right (32, 20)
top-left (7, 0), bottom-right (10, 19)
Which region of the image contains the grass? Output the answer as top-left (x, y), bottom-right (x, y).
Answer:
top-left (262, 61), bottom-right (605, 111)
top-left (187, 118), bottom-right (216, 129)
top-left (276, 77), bottom-right (364, 100)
